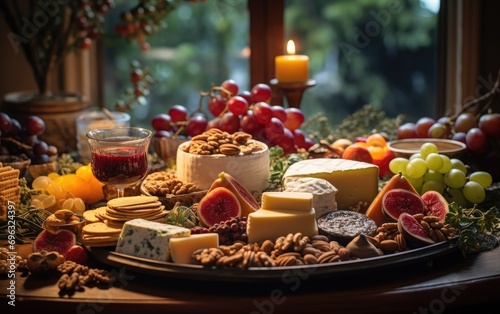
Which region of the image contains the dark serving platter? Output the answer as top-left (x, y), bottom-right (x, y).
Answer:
top-left (87, 237), bottom-right (458, 283)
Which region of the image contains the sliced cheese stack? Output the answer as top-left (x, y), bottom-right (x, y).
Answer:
top-left (283, 158), bottom-right (379, 211)
top-left (115, 218), bottom-right (191, 262)
top-left (246, 192), bottom-right (318, 244)
top-left (283, 176), bottom-right (337, 218)
top-left (169, 233), bottom-right (219, 264)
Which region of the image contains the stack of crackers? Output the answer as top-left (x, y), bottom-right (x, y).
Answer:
top-left (82, 195), bottom-right (168, 247)
top-left (0, 163), bottom-right (21, 221)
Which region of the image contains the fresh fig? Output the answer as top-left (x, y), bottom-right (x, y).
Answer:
top-left (397, 212), bottom-right (435, 248)
top-left (33, 229), bottom-right (77, 257)
top-left (421, 190), bottom-right (449, 222)
top-left (208, 172), bottom-right (259, 218)
top-left (382, 188), bottom-right (425, 221)
top-left (197, 187), bottom-right (242, 227)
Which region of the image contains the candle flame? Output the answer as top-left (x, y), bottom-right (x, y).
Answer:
top-left (286, 40), bottom-right (296, 55)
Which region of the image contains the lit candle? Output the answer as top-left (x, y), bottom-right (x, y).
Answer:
top-left (275, 40), bottom-right (309, 83)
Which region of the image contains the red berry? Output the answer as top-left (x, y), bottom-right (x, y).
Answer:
top-left (65, 245), bottom-right (88, 264)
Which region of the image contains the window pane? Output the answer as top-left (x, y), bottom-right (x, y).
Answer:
top-left (103, 0), bottom-right (249, 128)
top-left (284, 0), bottom-right (439, 127)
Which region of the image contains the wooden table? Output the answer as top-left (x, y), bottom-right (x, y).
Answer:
top-left (1, 240), bottom-right (499, 313)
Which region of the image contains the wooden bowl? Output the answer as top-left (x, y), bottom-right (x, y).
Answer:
top-left (387, 138), bottom-right (467, 158)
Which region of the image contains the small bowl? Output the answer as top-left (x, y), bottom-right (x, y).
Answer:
top-left (43, 216), bottom-right (85, 239)
top-left (387, 138), bottom-right (467, 158)
top-left (0, 155), bottom-right (31, 178)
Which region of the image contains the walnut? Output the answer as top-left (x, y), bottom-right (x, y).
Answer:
top-left (56, 261), bottom-right (115, 292)
top-left (26, 250), bottom-right (65, 274)
top-left (192, 248), bottom-right (225, 266)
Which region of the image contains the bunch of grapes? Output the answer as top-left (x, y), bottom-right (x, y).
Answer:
top-left (191, 217), bottom-right (248, 245)
top-left (389, 142), bottom-right (493, 207)
top-left (397, 112), bottom-right (500, 181)
top-left (0, 112), bottom-right (58, 165)
top-left (151, 79), bottom-right (315, 155)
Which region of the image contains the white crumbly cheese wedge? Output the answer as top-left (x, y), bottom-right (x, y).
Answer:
top-left (115, 218), bottom-right (191, 262)
top-left (283, 177), bottom-right (338, 218)
top-left (283, 158), bottom-right (379, 210)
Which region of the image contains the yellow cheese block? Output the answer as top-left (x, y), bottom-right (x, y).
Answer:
top-left (169, 233), bottom-right (219, 264)
top-left (246, 208), bottom-right (318, 244)
top-left (261, 191), bottom-right (313, 212)
top-left (282, 158), bottom-right (379, 211)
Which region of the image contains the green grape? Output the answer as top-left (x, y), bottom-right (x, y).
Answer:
top-left (405, 158), bottom-right (427, 179)
top-left (409, 153), bottom-right (422, 160)
top-left (406, 175), bottom-right (424, 194)
top-left (469, 171), bottom-right (493, 188)
top-left (444, 168), bottom-right (466, 189)
top-left (420, 142), bottom-right (439, 159)
top-left (389, 157), bottom-right (409, 174)
top-left (463, 181), bottom-right (486, 204)
top-left (425, 153), bottom-right (444, 171)
top-left (421, 180), bottom-right (445, 194)
top-left (450, 158), bottom-right (467, 174)
top-left (438, 155), bottom-right (452, 173)
top-left (445, 188), bottom-right (468, 208)
top-left (423, 170), bottom-right (444, 184)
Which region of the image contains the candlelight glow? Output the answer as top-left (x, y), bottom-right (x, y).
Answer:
top-left (287, 40), bottom-right (296, 55)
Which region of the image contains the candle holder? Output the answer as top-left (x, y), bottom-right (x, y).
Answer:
top-left (270, 79), bottom-right (316, 108)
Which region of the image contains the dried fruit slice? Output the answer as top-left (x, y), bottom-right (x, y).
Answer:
top-left (382, 188), bottom-right (425, 221)
top-left (197, 187), bottom-right (242, 227)
top-left (398, 212), bottom-right (435, 248)
top-left (33, 229), bottom-right (77, 257)
top-left (421, 190), bottom-right (449, 222)
top-left (208, 172), bottom-right (259, 218)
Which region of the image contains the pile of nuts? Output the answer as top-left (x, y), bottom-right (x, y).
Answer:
top-left (142, 172), bottom-right (198, 196)
top-left (181, 129), bottom-right (264, 156)
top-left (192, 233), bottom-right (355, 269)
top-left (57, 261), bottom-right (115, 292)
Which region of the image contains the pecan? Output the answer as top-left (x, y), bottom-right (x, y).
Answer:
top-left (317, 251), bottom-right (340, 264)
top-left (219, 143), bottom-right (241, 155)
top-left (433, 229), bottom-right (447, 242)
top-left (303, 254), bottom-right (318, 264)
top-left (338, 248), bottom-right (351, 261)
top-left (423, 215), bottom-right (441, 223)
top-left (379, 240), bottom-right (400, 253)
top-left (260, 240), bottom-right (274, 256)
top-left (394, 233), bottom-right (407, 251)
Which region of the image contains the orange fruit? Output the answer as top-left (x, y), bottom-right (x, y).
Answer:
top-left (52, 174), bottom-right (92, 203)
top-left (75, 164), bottom-right (105, 204)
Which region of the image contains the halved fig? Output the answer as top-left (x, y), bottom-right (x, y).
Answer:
top-left (197, 187), bottom-right (241, 227)
top-left (33, 229), bottom-right (77, 257)
top-left (421, 190), bottom-right (449, 222)
top-left (398, 212), bottom-right (435, 248)
top-left (382, 188), bottom-right (425, 221)
top-left (208, 172), bottom-right (259, 218)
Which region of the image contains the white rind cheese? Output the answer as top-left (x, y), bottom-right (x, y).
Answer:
top-left (283, 158), bottom-right (379, 211)
top-left (115, 219), bottom-right (191, 262)
top-left (176, 141), bottom-right (270, 192)
top-left (283, 177), bottom-right (337, 218)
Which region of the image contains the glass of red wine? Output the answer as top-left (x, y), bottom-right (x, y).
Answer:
top-left (86, 127), bottom-right (152, 198)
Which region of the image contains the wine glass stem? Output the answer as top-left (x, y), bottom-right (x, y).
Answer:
top-left (116, 187), bottom-right (125, 198)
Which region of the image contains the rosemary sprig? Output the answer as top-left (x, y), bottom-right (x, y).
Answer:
top-left (445, 202), bottom-right (500, 256)
top-left (267, 146), bottom-right (309, 190)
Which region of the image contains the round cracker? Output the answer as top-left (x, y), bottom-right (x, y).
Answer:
top-left (83, 222), bottom-right (122, 235)
top-left (107, 195), bottom-right (159, 208)
top-left (83, 209), bottom-right (100, 223)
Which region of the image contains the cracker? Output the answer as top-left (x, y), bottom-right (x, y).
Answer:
top-left (83, 210), bottom-right (101, 223)
top-left (83, 222), bottom-right (122, 235)
top-left (105, 205), bottom-right (164, 217)
top-left (109, 201), bottom-right (163, 211)
top-left (107, 195), bottom-right (159, 208)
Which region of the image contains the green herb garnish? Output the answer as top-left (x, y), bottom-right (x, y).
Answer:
top-left (268, 146), bottom-right (308, 191)
top-left (445, 202), bottom-right (500, 256)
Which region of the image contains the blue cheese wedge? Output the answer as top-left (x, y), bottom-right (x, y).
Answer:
top-left (115, 218), bottom-right (190, 262)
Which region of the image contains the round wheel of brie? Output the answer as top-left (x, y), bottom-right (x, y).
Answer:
top-left (176, 140), bottom-right (270, 192)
